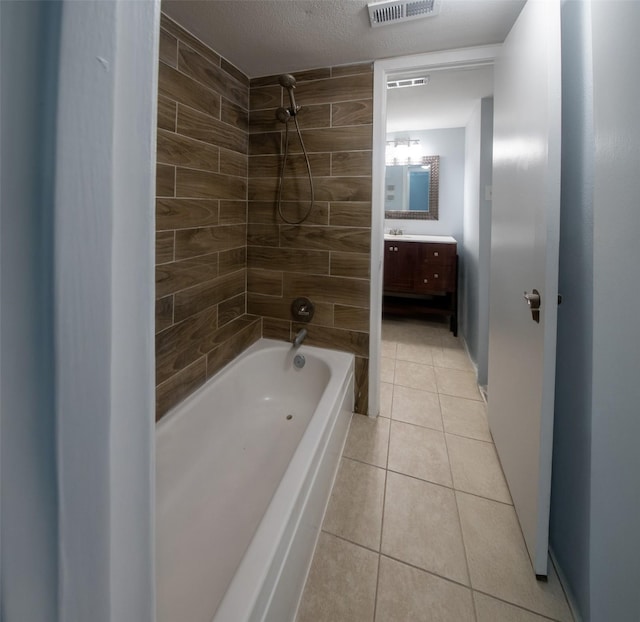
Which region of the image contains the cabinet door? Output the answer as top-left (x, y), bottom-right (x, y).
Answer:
top-left (415, 265), bottom-right (455, 294)
top-left (383, 241), bottom-right (416, 292)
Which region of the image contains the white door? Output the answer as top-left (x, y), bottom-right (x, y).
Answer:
top-left (488, 0), bottom-right (561, 577)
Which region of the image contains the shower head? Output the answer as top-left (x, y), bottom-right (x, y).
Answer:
top-left (278, 74), bottom-right (297, 89)
top-left (278, 73), bottom-right (299, 117)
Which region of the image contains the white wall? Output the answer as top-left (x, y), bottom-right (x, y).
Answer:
top-left (385, 128), bottom-right (466, 243)
top-left (0, 2), bottom-right (60, 619)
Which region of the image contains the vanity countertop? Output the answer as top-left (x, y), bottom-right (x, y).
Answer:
top-left (383, 233), bottom-right (457, 244)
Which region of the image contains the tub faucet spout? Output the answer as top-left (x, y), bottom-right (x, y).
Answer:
top-left (293, 328), bottom-right (307, 348)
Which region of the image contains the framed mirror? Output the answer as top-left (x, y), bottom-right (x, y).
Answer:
top-left (384, 155), bottom-right (439, 220)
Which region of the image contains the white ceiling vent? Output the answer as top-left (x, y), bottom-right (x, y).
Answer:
top-left (367, 0), bottom-right (440, 28)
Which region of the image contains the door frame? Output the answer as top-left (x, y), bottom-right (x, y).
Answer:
top-left (368, 45), bottom-right (502, 416)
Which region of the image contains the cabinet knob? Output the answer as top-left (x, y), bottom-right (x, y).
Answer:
top-left (394, 246), bottom-right (398, 251)
top-left (423, 278), bottom-right (428, 283)
top-left (388, 246), bottom-right (393, 251)
top-left (433, 251), bottom-right (439, 257)
top-left (434, 274), bottom-right (439, 278)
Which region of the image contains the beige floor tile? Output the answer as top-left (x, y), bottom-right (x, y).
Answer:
top-left (474, 592), bottom-right (557, 622)
top-left (381, 339), bottom-right (397, 359)
top-left (323, 458), bottom-right (385, 551)
top-left (440, 394), bottom-right (492, 442)
top-left (391, 385), bottom-right (442, 430)
top-left (380, 382), bottom-right (393, 417)
top-left (447, 434), bottom-right (512, 503)
top-left (296, 532), bottom-right (378, 622)
top-left (394, 359), bottom-right (437, 392)
top-left (388, 421), bottom-right (452, 487)
top-left (343, 413), bottom-right (390, 468)
top-left (381, 472), bottom-right (468, 585)
top-left (439, 332), bottom-right (466, 350)
top-left (434, 367), bottom-right (482, 401)
top-left (396, 341), bottom-right (434, 366)
top-left (375, 556), bottom-right (475, 622)
top-left (380, 356), bottom-right (395, 383)
top-left (457, 492), bottom-right (572, 621)
top-left (432, 346), bottom-right (474, 371)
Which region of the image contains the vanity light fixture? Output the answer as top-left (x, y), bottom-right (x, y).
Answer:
top-left (386, 138), bottom-right (422, 165)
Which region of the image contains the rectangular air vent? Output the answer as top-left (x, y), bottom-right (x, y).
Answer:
top-left (367, 0), bottom-right (440, 27)
top-left (387, 76), bottom-right (430, 89)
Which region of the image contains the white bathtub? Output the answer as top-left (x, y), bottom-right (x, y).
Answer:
top-left (156, 338), bottom-right (354, 622)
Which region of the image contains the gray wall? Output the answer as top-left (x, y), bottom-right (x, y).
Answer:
top-left (589, 1), bottom-right (640, 619)
top-left (551, 1), bottom-right (594, 616)
top-left (461, 98), bottom-right (493, 386)
top-left (0, 2), bottom-right (60, 619)
top-left (385, 128), bottom-right (466, 243)
top-left (551, 1), bottom-right (640, 620)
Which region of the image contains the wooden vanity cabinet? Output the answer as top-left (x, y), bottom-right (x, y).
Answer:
top-left (383, 238), bottom-right (458, 334)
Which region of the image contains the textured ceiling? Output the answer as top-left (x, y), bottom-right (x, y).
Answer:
top-left (162, 0), bottom-right (525, 78)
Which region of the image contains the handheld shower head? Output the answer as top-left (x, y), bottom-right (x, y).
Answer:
top-left (278, 73), bottom-right (299, 117)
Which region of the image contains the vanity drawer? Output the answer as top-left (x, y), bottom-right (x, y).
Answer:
top-left (419, 243), bottom-right (456, 265)
top-left (415, 266), bottom-right (455, 293)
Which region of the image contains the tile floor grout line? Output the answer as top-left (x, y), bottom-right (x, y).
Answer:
top-left (371, 373), bottom-right (395, 622)
top-left (444, 423), bottom-right (479, 622)
top-left (472, 588), bottom-right (568, 622)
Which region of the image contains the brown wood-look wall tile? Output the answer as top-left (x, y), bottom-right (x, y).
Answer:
top-left (156, 164), bottom-right (175, 197)
top-left (156, 252), bottom-right (219, 298)
top-left (156, 231), bottom-right (174, 265)
top-left (156, 305), bottom-right (218, 384)
top-left (221, 58), bottom-right (249, 87)
top-left (284, 273), bottom-right (369, 307)
top-left (262, 317), bottom-right (291, 341)
top-left (156, 295), bottom-right (174, 333)
top-left (294, 73), bottom-right (373, 105)
top-left (247, 223), bottom-right (279, 247)
top-left (157, 198), bottom-right (219, 231)
top-left (158, 96), bottom-right (177, 132)
top-left (218, 293), bottom-right (246, 326)
top-left (157, 129), bottom-right (220, 171)
top-left (219, 247), bottom-right (247, 275)
top-left (248, 294), bottom-right (333, 326)
top-left (206, 317), bottom-right (261, 378)
top-left (178, 43), bottom-right (248, 109)
top-left (219, 200), bottom-right (246, 224)
top-left (175, 168), bottom-right (246, 200)
top-left (247, 269), bottom-right (283, 296)
top-left (175, 224), bottom-right (246, 260)
top-left (249, 105), bottom-right (330, 133)
top-left (329, 201), bottom-right (372, 227)
top-left (248, 201), bottom-right (329, 226)
top-left (177, 105), bottom-right (248, 154)
top-left (250, 86), bottom-right (282, 110)
top-left (221, 98), bottom-right (249, 132)
top-left (280, 225), bottom-right (370, 253)
top-left (292, 322), bottom-right (369, 358)
top-left (249, 132), bottom-right (281, 155)
top-left (219, 149), bottom-right (248, 177)
top-left (293, 126), bottom-right (372, 153)
top-left (354, 356), bottom-right (369, 415)
top-left (330, 251), bottom-right (370, 279)
top-left (160, 13), bottom-right (221, 67)
top-left (332, 63), bottom-right (373, 78)
top-left (247, 246), bottom-right (330, 274)
top-left (173, 269), bottom-right (245, 323)
top-left (332, 100), bottom-right (373, 126)
top-left (159, 29), bottom-right (177, 68)
top-left (156, 356), bottom-right (207, 420)
top-left (334, 304), bottom-right (369, 332)
top-left (249, 153), bottom-right (331, 178)
top-left (158, 62), bottom-right (220, 119)
top-left (331, 151), bottom-right (372, 177)
top-left (314, 177), bottom-right (372, 202)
